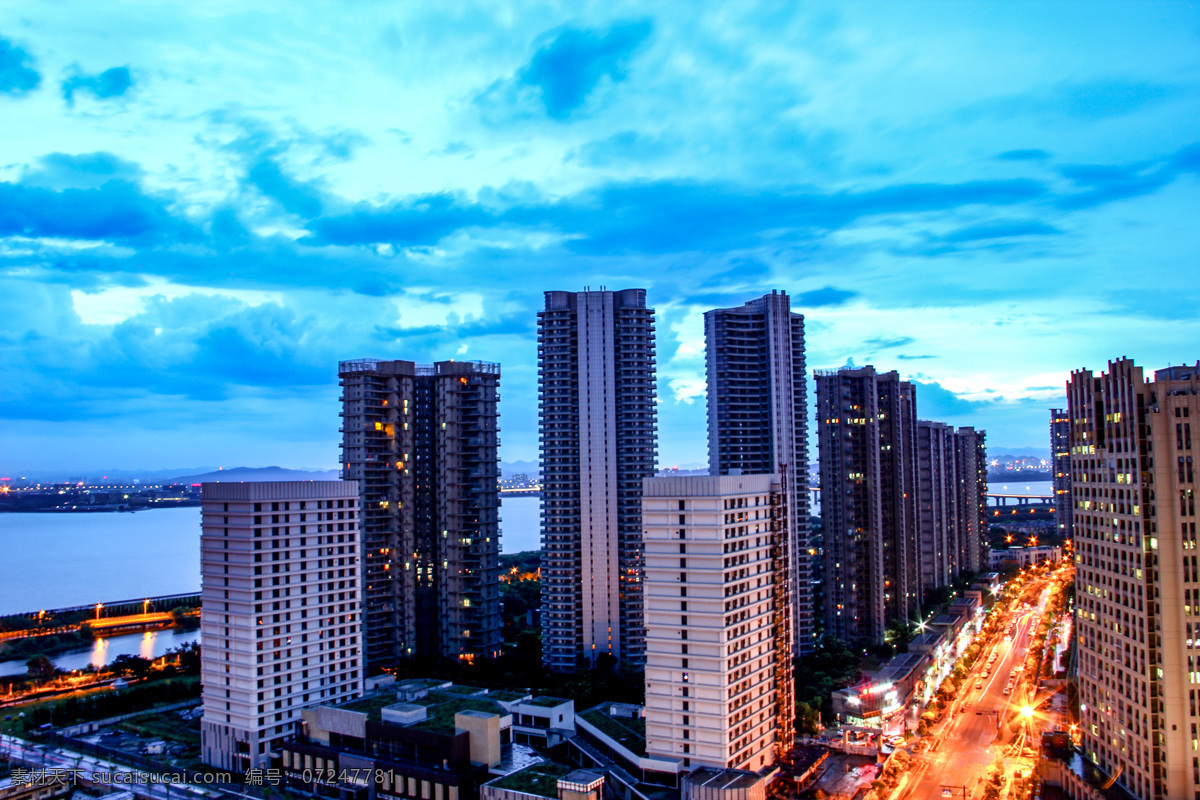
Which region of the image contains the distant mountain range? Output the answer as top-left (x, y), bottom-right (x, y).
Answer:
top-left (171, 466), bottom-right (341, 484)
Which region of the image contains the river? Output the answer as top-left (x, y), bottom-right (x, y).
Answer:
top-left (0, 495), bottom-right (543, 675)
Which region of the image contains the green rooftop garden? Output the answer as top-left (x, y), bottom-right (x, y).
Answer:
top-left (409, 694), bottom-right (506, 735)
top-left (338, 691), bottom-right (406, 722)
top-left (525, 696), bottom-right (569, 708)
top-left (579, 706), bottom-right (645, 751)
top-left (487, 763), bottom-right (573, 798)
top-left (487, 689), bottom-right (530, 702)
top-left (441, 684), bottom-right (485, 696)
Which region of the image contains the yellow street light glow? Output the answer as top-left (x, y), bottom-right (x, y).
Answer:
top-left (1021, 705), bottom-right (1034, 719)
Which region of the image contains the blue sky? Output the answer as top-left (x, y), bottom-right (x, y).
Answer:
top-left (1, 2), bottom-right (1198, 474)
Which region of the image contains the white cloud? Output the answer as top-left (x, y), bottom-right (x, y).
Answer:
top-left (70, 277), bottom-right (284, 326)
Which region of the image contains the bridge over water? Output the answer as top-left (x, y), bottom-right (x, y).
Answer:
top-left (0, 592), bottom-right (201, 642)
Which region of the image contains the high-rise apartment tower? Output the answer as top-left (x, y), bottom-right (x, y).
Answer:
top-left (915, 420), bottom-right (956, 593)
top-left (642, 474), bottom-right (794, 775)
top-left (539, 289), bottom-right (658, 671)
top-left (200, 481), bottom-right (364, 770)
top-left (1051, 408), bottom-right (1074, 539)
top-left (1071, 358), bottom-right (1200, 800)
top-left (953, 426), bottom-right (988, 573)
top-left (705, 291), bottom-right (813, 655)
top-left (914, 421), bottom-right (988, 589)
top-left (815, 366), bottom-right (918, 643)
top-left (339, 359), bottom-right (502, 668)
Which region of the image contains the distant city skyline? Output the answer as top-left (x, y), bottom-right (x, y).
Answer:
top-left (2, 3), bottom-right (1198, 473)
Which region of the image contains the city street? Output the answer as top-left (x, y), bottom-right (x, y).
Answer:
top-left (902, 577), bottom-right (1057, 799)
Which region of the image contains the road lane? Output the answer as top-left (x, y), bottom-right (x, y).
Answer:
top-left (903, 581), bottom-right (1054, 799)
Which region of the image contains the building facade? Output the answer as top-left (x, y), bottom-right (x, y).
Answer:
top-left (914, 421), bottom-right (988, 593)
top-left (704, 291), bottom-right (813, 655)
top-left (339, 359), bottom-right (502, 668)
top-left (539, 289), bottom-right (658, 671)
top-left (815, 366), bottom-right (918, 643)
top-left (1051, 408), bottom-right (1074, 539)
top-left (953, 426), bottom-right (988, 574)
top-left (200, 481), bottom-right (364, 770)
top-left (1071, 359), bottom-right (1200, 800)
top-left (642, 475), bottom-right (794, 775)
top-left (915, 420), bottom-right (956, 594)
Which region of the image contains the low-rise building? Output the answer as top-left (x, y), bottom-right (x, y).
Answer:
top-left (279, 684), bottom-right (543, 800)
top-left (831, 652), bottom-right (929, 728)
top-left (481, 764), bottom-right (604, 800)
top-left (988, 545), bottom-right (1062, 570)
top-left (508, 697), bottom-right (575, 748)
top-left (573, 702), bottom-right (688, 793)
top-left (928, 610), bottom-right (970, 658)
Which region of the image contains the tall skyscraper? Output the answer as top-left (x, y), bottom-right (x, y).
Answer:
top-left (642, 474), bottom-right (793, 776)
top-left (1050, 408), bottom-right (1074, 539)
top-left (915, 420), bottom-right (955, 594)
top-left (1071, 358), bottom-right (1200, 800)
top-left (814, 366), bottom-right (917, 643)
top-left (200, 481), bottom-right (364, 770)
top-left (539, 289), bottom-right (658, 671)
top-left (952, 426), bottom-right (988, 573)
top-left (339, 359), bottom-right (502, 668)
top-left (705, 291), bottom-right (813, 655)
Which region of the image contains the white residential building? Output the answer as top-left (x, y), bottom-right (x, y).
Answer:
top-left (642, 475), bottom-right (793, 776)
top-left (200, 481), bottom-right (365, 770)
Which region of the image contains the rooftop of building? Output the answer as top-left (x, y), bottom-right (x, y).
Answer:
top-left (486, 689), bottom-right (532, 703)
top-left (523, 696), bottom-right (570, 708)
top-left (579, 703), bottom-right (646, 753)
top-left (908, 631), bottom-right (946, 649)
top-left (485, 763), bottom-right (574, 799)
top-left (790, 745), bottom-right (830, 774)
top-left (398, 678), bottom-right (450, 690)
top-left (338, 687), bottom-right (508, 734)
top-left (684, 768), bottom-right (762, 792)
top-left (876, 651), bottom-right (927, 679)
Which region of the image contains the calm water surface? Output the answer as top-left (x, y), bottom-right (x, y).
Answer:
top-left (0, 506), bottom-right (203, 615)
top-left (499, 495), bottom-right (539, 553)
top-left (0, 495), bottom-right (541, 674)
top-left (0, 628), bottom-right (202, 678)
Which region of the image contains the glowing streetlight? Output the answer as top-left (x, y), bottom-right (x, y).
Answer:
top-left (95, 603), bottom-right (102, 620)
top-left (1021, 705), bottom-right (1034, 719)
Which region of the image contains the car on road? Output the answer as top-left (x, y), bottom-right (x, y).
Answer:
top-left (976, 680), bottom-right (983, 689)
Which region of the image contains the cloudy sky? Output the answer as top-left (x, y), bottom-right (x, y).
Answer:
top-left (2, 2), bottom-right (1198, 474)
